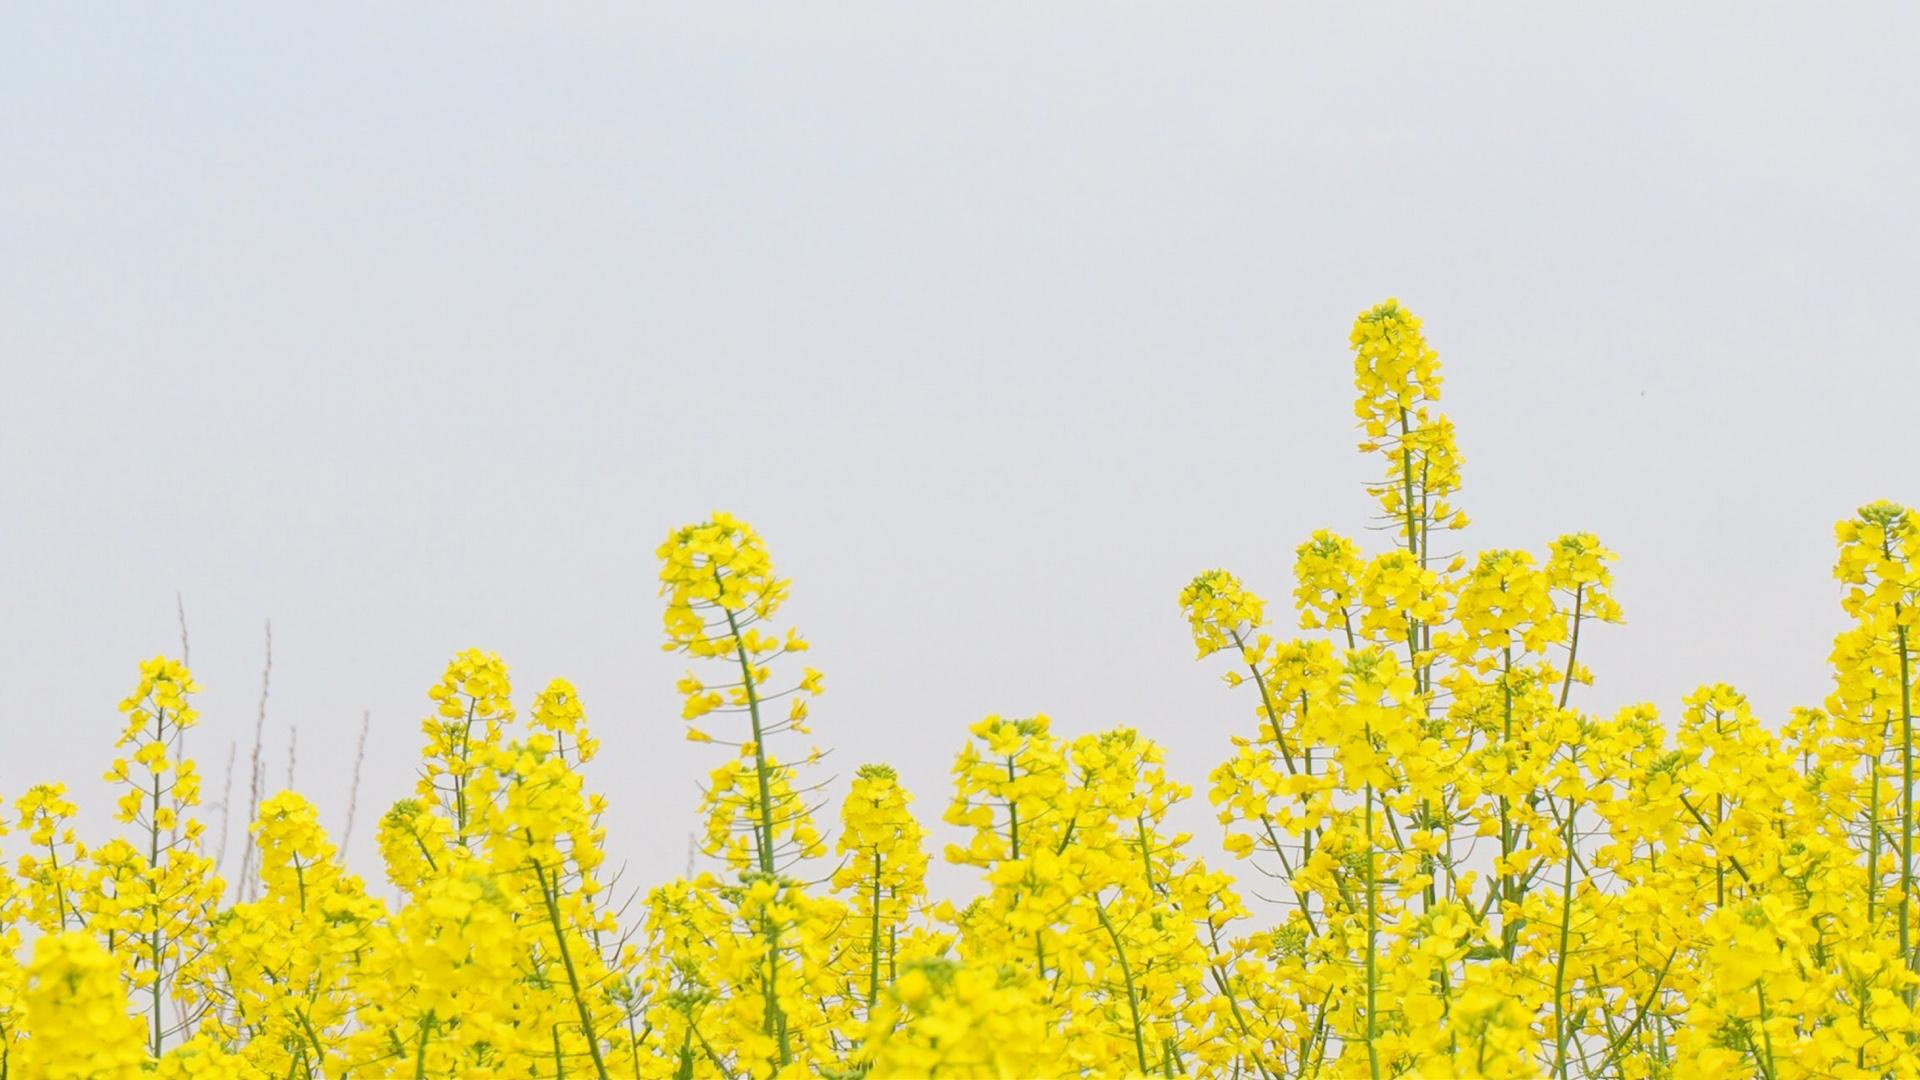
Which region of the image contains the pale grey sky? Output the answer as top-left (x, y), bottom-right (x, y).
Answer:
top-left (3, 6), bottom-right (1917, 890)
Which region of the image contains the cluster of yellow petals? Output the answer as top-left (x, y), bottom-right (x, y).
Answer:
top-left (19, 932), bottom-right (148, 1078)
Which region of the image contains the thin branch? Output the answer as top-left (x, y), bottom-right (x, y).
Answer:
top-left (238, 619), bottom-right (272, 902)
top-left (342, 709), bottom-right (371, 857)
top-left (175, 590), bottom-right (190, 666)
top-left (213, 740), bottom-right (237, 879)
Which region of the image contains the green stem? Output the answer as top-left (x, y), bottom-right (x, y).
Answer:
top-left (1499, 646), bottom-right (1517, 961)
top-left (1233, 630), bottom-right (1298, 775)
top-left (721, 601), bottom-right (778, 876)
top-left (1202, 915), bottom-right (1275, 1080)
top-left (415, 1014), bottom-right (435, 1079)
top-left (531, 851), bottom-right (612, 1079)
top-left (1551, 800), bottom-right (1578, 1077)
top-left (1093, 899), bottom-right (1150, 1076)
top-left (295, 1011), bottom-right (329, 1080)
top-left (1755, 982), bottom-right (1779, 1080)
top-left (1868, 698), bottom-right (1885, 930)
top-left (454, 699), bottom-right (477, 839)
top-left (148, 703), bottom-right (167, 1056)
top-left (1137, 813), bottom-right (1157, 893)
top-left (1592, 947), bottom-right (1676, 1077)
top-left (867, 848), bottom-right (884, 1010)
top-left (1900, 613), bottom-right (1915, 998)
top-left (1397, 408), bottom-right (1421, 563)
top-left (717, 588), bottom-right (791, 1070)
top-left (1558, 584), bottom-right (1584, 709)
top-left (1364, 781), bottom-right (1381, 1080)
top-left (1677, 794), bottom-right (1751, 884)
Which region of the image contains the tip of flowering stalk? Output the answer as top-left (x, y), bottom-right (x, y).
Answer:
top-left (1356, 297), bottom-right (1411, 325)
top-left (1857, 501), bottom-right (1911, 531)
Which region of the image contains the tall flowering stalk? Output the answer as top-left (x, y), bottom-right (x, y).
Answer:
top-left (100, 657), bottom-right (222, 1056)
top-left (661, 512), bottom-right (826, 877)
top-left (655, 512), bottom-right (835, 1078)
top-left (1838, 504), bottom-right (1920, 984)
top-left (832, 764), bottom-right (930, 1023)
top-left (488, 678), bottom-right (620, 1078)
top-left (181, 791), bottom-right (381, 1075)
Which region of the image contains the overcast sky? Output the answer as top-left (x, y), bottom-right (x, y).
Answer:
top-left (4, 6), bottom-right (1917, 892)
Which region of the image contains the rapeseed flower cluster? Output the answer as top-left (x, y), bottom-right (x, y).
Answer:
top-left (0, 299), bottom-right (1914, 1078)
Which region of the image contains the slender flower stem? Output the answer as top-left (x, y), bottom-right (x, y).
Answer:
top-left (1551, 800), bottom-right (1578, 1077)
top-left (148, 703), bottom-right (167, 1056)
top-left (1559, 584), bottom-right (1585, 709)
top-left (1899, 613), bottom-right (1915, 997)
top-left (1094, 898), bottom-right (1150, 1076)
top-left (531, 851), bottom-right (612, 1079)
top-left (720, 590), bottom-right (791, 1067)
top-left (867, 849), bottom-right (884, 1009)
top-left (1364, 780), bottom-right (1381, 1080)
